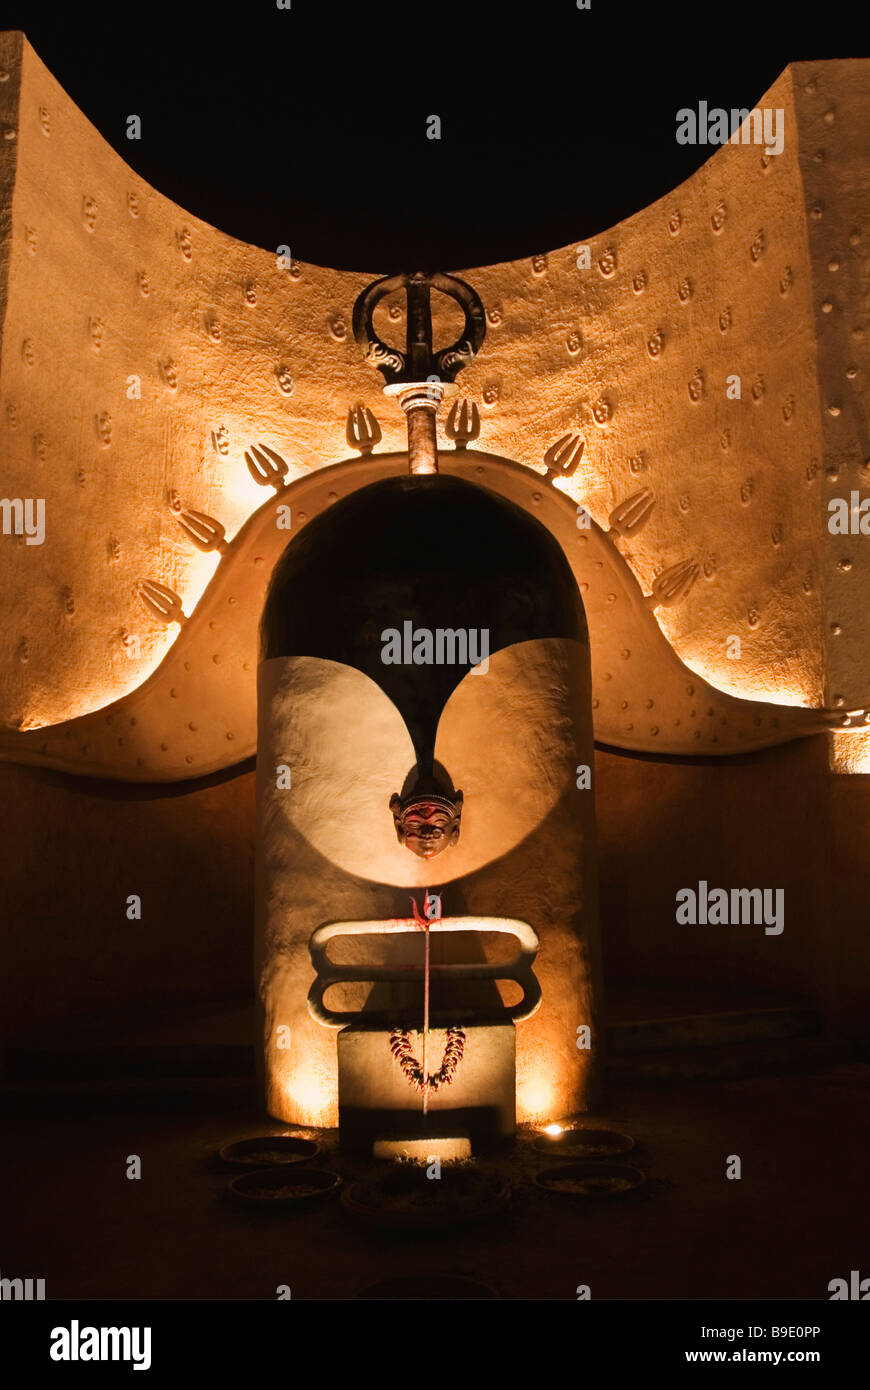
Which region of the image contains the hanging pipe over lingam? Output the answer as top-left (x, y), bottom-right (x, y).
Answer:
top-left (254, 268), bottom-right (602, 1150)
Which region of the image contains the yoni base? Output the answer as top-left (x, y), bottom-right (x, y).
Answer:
top-left (337, 1021), bottom-right (516, 1153)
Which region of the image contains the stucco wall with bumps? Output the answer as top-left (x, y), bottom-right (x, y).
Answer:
top-left (1, 34), bottom-right (869, 778)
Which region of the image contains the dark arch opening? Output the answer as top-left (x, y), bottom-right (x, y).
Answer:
top-left (261, 472), bottom-right (588, 773)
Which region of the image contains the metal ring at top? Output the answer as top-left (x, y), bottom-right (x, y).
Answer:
top-left (352, 270), bottom-right (486, 388)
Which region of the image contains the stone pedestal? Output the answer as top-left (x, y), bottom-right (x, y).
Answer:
top-left (337, 1022), bottom-right (516, 1152)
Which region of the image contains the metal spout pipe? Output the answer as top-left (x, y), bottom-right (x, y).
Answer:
top-left (386, 382), bottom-right (445, 476)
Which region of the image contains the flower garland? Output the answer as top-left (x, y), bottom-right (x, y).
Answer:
top-left (389, 1026), bottom-right (466, 1093)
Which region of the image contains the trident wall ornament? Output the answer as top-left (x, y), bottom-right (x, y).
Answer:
top-left (352, 270), bottom-right (486, 475)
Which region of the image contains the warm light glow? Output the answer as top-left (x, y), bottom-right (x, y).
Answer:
top-left (373, 1137), bottom-right (472, 1162)
top-left (517, 1077), bottom-right (556, 1125)
top-left (829, 726), bottom-right (870, 774)
top-left (18, 548), bottom-right (223, 730)
top-left (178, 550), bottom-right (222, 612)
top-left (656, 636), bottom-right (815, 710)
top-left (224, 473), bottom-right (277, 525)
top-left (282, 1066), bottom-right (336, 1129)
top-left (222, 441), bottom-right (310, 531)
top-left (543, 1122), bottom-right (563, 1137)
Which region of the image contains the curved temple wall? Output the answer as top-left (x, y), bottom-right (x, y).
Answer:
top-left (1, 35), bottom-right (869, 781)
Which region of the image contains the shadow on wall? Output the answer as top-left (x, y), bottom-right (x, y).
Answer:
top-left (596, 733), bottom-right (868, 1045)
top-left (0, 759), bottom-right (256, 1047)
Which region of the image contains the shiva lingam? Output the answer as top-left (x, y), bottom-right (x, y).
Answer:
top-left (308, 893), bottom-right (542, 1150)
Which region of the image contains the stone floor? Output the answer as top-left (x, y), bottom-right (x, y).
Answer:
top-left (3, 1062), bottom-right (868, 1300)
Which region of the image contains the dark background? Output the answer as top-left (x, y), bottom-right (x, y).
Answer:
top-left (2, 0), bottom-right (867, 271)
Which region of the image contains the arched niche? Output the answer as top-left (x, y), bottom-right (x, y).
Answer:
top-left (255, 465), bottom-right (602, 1132)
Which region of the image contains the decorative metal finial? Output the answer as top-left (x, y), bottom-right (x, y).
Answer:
top-left (244, 443), bottom-right (289, 491)
top-left (543, 433), bottom-right (585, 481)
top-left (352, 270), bottom-right (486, 475)
top-left (345, 403), bottom-right (382, 456)
top-left (445, 398), bottom-right (481, 451)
